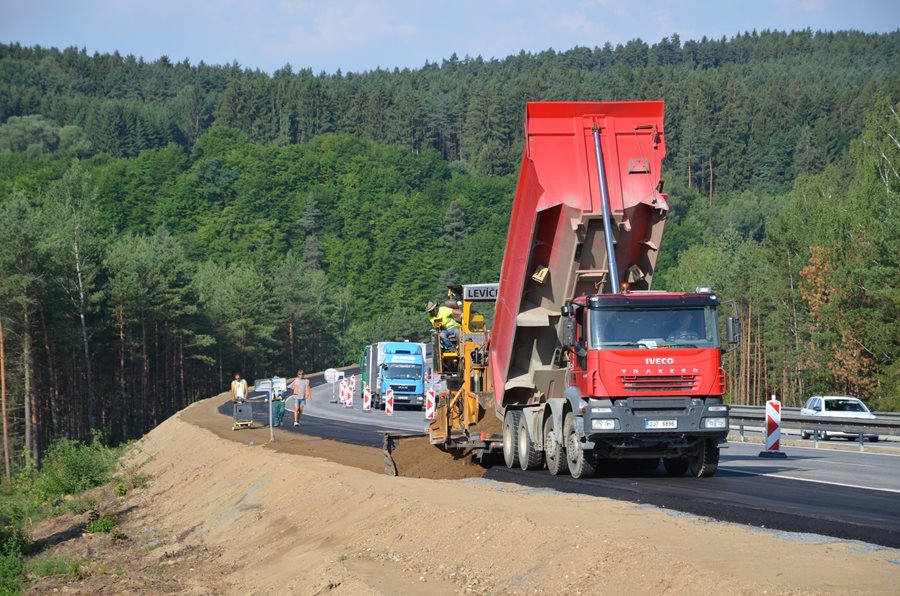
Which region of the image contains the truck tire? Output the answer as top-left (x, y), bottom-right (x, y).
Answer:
top-left (564, 412), bottom-right (597, 479)
top-left (663, 457), bottom-right (689, 475)
top-left (517, 415), bottom-right (543, 471)
top-left (503, 410), bottom-right (522, 469)
top-left (544, 416), bottom-right (568, 476)
top-left (688, 439), bottom-right (719, 478)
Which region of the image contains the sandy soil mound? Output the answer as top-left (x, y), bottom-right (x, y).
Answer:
top-left (390, 438), bottom-right (488, 479)
top-left (106, 393), bottom-right (900, 595)
top-left (390, 408), bottom-right (504, 480)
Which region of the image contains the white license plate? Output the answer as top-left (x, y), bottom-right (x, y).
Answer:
top-left (644, 419), bottom-right (677, 430)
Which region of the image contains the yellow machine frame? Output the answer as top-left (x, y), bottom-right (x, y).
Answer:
top-left (428, 284), bottom-right (498, 446)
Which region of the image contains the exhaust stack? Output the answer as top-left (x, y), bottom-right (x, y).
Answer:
top-left (592, 125), bottom-right (620, 294)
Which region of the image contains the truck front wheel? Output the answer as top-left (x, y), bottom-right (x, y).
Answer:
top-left (688, 439), bottom-right (720, 477)
top-left (564, 412), bottom-right (597, 479)
top-left (544, 416), bottom-right (568, 476)
top-left (663, 457), bottom-right (689, 475)
top-left (517, 415), bottom-right (543, 471)
top-left (503, 410), bottom-right (522, 469)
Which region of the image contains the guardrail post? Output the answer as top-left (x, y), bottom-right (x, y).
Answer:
top-left (813, 431), bottom-right (818, 449)
top-left (739, 422), bottom-right (745, 442)
top-left (858, 432), bottom-right (864, 453)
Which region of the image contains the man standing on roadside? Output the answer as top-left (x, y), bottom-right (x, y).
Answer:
top-left (231, 373), bottom-right (248, 402)
top-left (291, 370), bottom-right (311, 426)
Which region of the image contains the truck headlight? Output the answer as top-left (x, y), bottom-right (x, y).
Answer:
top-left (591, 419), bottom-right (619, 430)
top-left (701, 417), bottom-right (727, 429)
top-left (707, 405), bottom-right (727, 412)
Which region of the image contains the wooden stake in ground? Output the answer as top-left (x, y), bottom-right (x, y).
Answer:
top-left (0, 316), bottom-right (10, 481)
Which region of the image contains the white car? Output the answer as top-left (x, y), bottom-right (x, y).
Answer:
top-left (799, 395), bottom-right (879, 442)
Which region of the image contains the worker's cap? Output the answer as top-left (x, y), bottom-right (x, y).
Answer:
top-left (425, 301), bottom-right (437, 313)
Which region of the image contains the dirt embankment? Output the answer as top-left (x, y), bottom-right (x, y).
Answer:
top-left (90, 393), bottom-right (900, 595)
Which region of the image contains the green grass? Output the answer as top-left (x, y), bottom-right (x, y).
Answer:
top-left (23, 554), bottom-right (82, 580)
top-left (85, 515), bottom-right (117, 534)
top-left (34, 432), bottom-right (120, 502)
top-left (0, 526), bottom-right (26, 594)
top-left (0, 434), bottom-right (129, 594)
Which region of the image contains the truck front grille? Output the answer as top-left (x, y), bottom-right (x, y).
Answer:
top-left (390, 384), bottom-right (416, 392)
top-left (619, 375), bottom-right (698, 392)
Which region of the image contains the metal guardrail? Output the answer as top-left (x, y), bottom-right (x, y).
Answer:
top-left (728, 405), bottom-right (900, 451)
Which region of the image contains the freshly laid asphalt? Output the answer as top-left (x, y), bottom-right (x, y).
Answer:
top-left (218, 377), bottom-right (900, 548)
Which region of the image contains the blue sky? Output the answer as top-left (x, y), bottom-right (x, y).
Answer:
top-left (2, 0), bottom-right (898, 73)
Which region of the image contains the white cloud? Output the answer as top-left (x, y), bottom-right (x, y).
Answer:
top-left (264, 0), bottom-right (416, 61)
top-left (800, 0), bottom-right (826, 12)
top-left (551, 11), bottom-right (603, 36)
top-left (774, 0), bottom-right (828, 13)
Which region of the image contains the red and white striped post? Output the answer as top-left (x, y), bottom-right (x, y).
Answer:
top-left (759, 395), bottom-right (787, 458)
top-left (425, 388), bottom-right (436, 421)
top-left (363, 385), bottom-right (372, 412)
top-left (339, 379), bottom-right (348, 405)
top-left (345, 381), bottom-right (354, 408)
top-left (385, 388), bottom-right (394, 416)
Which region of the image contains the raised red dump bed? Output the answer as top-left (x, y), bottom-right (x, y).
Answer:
top-left (490, 102), bottom-right (669, 411)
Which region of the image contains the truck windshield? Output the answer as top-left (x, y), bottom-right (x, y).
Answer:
top-left (589, 307), bottom-right (719, 349)
top-left (385, 363), bottom-right (422, 380)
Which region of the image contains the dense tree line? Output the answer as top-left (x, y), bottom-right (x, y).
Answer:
top-left (3, 30), bottom-right (898, 186)
top-left (0, 30), bottom-right (898, 473)
top-left (0, 132), bottom-right (509, 473)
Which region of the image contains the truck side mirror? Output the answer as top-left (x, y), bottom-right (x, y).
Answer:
top-left (562, 316), bottom-right (576, 347)
top-left (726, 316), bottom-right (741, 344)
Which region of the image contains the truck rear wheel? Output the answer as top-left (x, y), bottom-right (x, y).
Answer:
top-left (544, 416), bottom-right (568, 476)
top-left (564, 412), bottom-right (596, 479)
top-left (503, 410), bottom-right (522, 469)
top-left (517, 415), bottom-right (543, 471)
top-left (688, 439), bottom-right (719, 477)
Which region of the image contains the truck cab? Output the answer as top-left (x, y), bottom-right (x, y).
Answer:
top-left (561, 290), bottom-right (730, 459)
top-left (368, 341), bottom-right (427, 410)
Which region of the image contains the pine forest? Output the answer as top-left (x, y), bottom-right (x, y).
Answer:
top-left (0, 30), bottom-right (898, 471)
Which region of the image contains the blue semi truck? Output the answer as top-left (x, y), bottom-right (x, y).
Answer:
top-left (361, 341), bottom-right (428, 410)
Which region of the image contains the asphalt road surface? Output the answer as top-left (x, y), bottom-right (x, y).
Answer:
top-left (222, 379), bottom-right (900, 548)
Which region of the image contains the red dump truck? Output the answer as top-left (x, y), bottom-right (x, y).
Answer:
top-left (416, 101), bottom-right (738, 479)
top-left (490, 101), bottom-right (736, 477)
